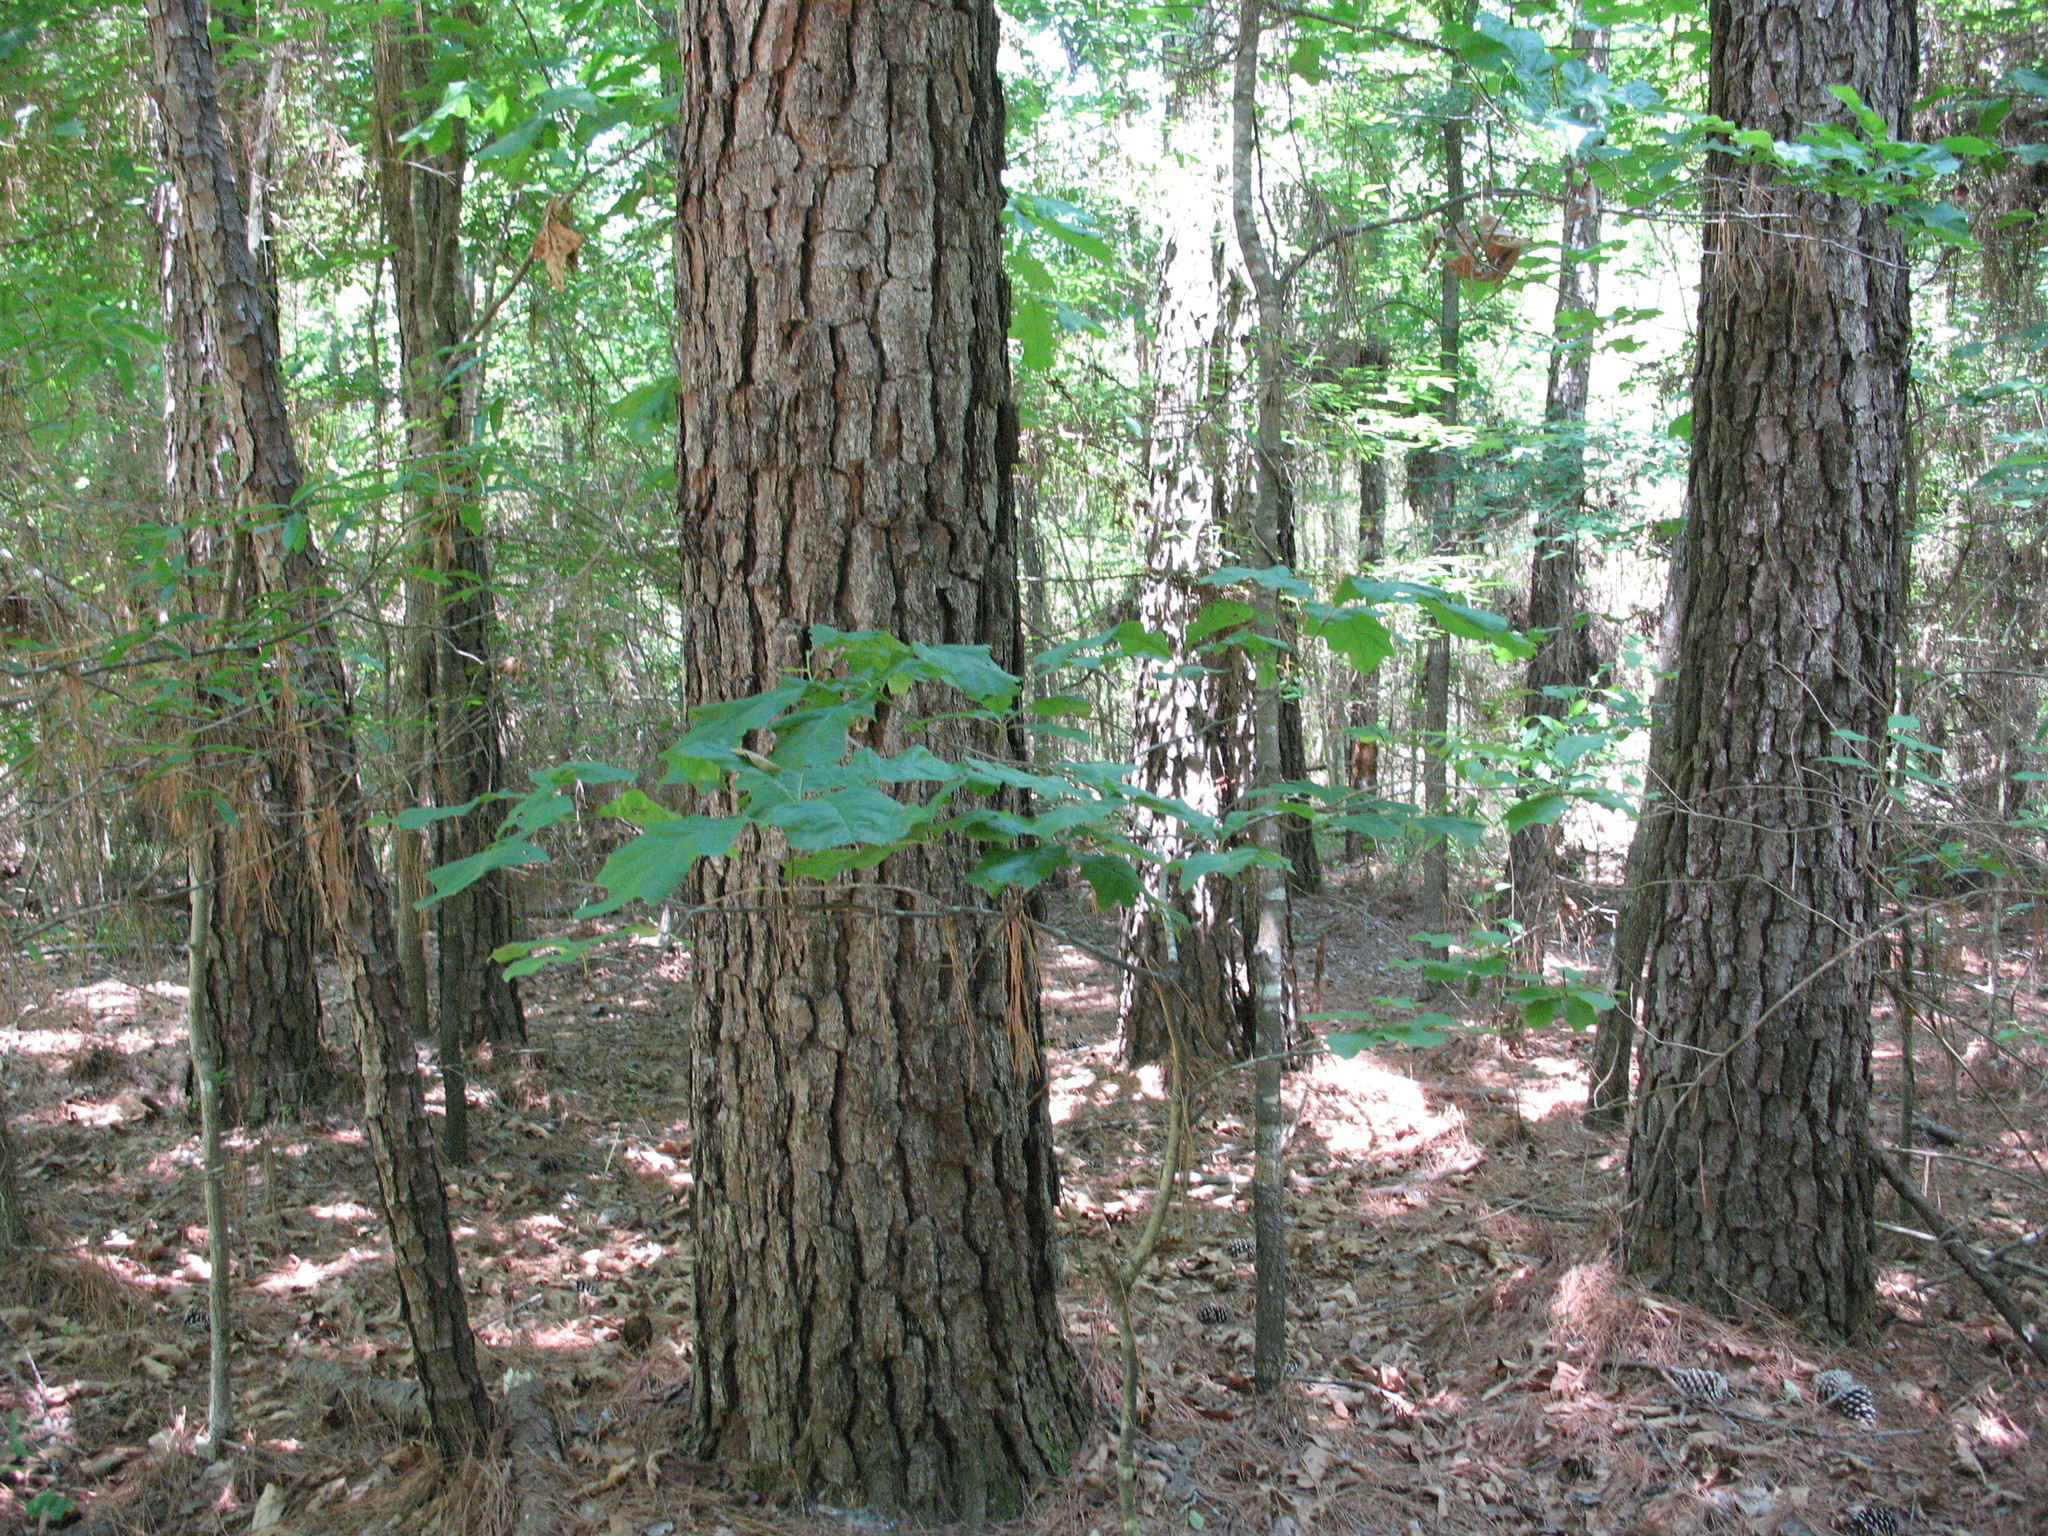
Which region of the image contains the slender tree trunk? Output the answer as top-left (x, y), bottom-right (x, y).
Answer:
top-left (1119, 99), bottom-right (1254, 1067)
top-left (149, 0), bottom-right (493, 1453)
top-left (1342, 440), bottom-right (1388, 865)
top-left (184, 826), bottom-right (235, 1455)
top-left (1589, 538), bottom-right (1684, 1127)
top-left (154, 108), bottom-right (327, 1128)
top-left (1621, 0), bottom-right (1914, 1336)
top-left (373, 7), bottom-right (524, 1130)
top-left (1506, 27), bottom-right (1607, 977)
top-left (674, 0), bottom-right (1088, 1515)
top-left (0, 1094), bottom-right (28, 1250)
top-left (1230, 0), bottom-right (1294, 1396)
top-left (1413, 50), bottom-right (1464, 936)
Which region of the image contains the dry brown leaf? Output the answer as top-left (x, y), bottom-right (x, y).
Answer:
top-left (1445, 212), bottom-right (1532, 283)
top-left (531, 198), bottom-right (585, 291)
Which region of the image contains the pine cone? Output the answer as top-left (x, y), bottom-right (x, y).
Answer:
top-left (1827, 1385), bottom-right (1878, 1424)
top-left (1814, 1368), bottom-right (1859, 1401)
top-left (1668, 1366), bottom-right (1733, 1403)
top-left (1194, 1302), bottom-right (1234, 1326)
top-left (1226, 1237), bottom-right (1255, 1260)
top-left (1839, 1506), bottom-right (1900, 1536)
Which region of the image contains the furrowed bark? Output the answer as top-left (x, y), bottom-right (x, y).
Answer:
top-left (149, 0), bottom-right (493, 1453)
top-left (1621, 0), bottom-right (1915, 1336)
top-left (674, 0), bottom-right (1089, 1516)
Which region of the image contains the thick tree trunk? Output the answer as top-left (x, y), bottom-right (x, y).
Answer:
top-left (1505, 28), bottom-right (1607, 978)
top-left (149, 0), bottom-right (493, 1454)
top-left (1621, 0), bottom-right (1914, 1336)
top-left (154, 126), bottom-right (327, 1128)
top-left (674, 0), bottom-right (1089, 1517)
top-left (1118, 100), bottom-right (1254, 1067)
top-left (373, 8), bottom-right (524, 1112)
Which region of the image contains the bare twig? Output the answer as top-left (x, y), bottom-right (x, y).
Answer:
top-left (1868, 1135), bottom-right (2048, 1369)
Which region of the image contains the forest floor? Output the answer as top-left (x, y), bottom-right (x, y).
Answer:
top-left (3, 875), bottom-right (2046, 1536)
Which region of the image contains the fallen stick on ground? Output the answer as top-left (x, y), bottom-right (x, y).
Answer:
top-left (1868, 1134), bottom-right (2048, 1370)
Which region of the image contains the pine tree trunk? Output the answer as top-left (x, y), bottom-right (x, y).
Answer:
top-left (1506, 28), bottom-right (1606, 978)
top-left (1230, 0), bottom-right (1295, 1396)
top-left (149, 0), bottom-right (493, 1453)
top-left (1621, 0), bottom-right (1914, 1336)
top-left (0, 1094), bottom-right (28, 1250)
top-left (674, 0), bottom-right (1089, 1516)
top-left (154, 120), bottom-right (327, 1128)
top-left (1119, 99), bottom-right (1254, 1067)
top-left (373, 8), bottom-right (525, 1106)
top-left (1590, 539), bottom-right (1686, 1127)
top-left (1413, 64), bottom-right (1463, 936)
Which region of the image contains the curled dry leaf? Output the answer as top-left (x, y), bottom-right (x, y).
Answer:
top-left (1445, 212), bottom-right (1532, 283)
top-left (531, 198), bottom-right (586, 291)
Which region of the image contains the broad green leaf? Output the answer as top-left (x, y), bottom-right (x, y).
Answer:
top-left (424, 837), bottom-right (549, 905)
top-left (576, 817), bottom-right (746, 916)
top-left (597, 788), bottom-right (678, 825)
top-left (1187, 598), bottom-right (1256, 644)
top-left (1308, 608), bottom-right (1394, 675)
top-left (970, 842), bottom-right (1071, 892)
top-left (910, 641), bottom-right (1018, 702)
top-left (1077, 853), bottom-right (1144, 909)
top-left (1200, 564), bottom-right (1314, 598)
top-left (1503, 792), bottom-right (1568, 834)
top-left (396, 796), bottom-right (486, 830)
top-left (663, 681), bottom-right (810, 783)
top-left (761, 784), bottom-right (917, 849)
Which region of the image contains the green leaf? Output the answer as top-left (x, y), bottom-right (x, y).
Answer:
top-left (970, 842), bottom-right (1072, 892)
top-left (1200, 564), bottom-right (1314, 598)
top-left (663, 681), bottom-right (810, 784)
top-left (475, 112), bottom-right (547, 160)
top-left (534, 85), bottom-right (603, 115)
top-left (1552, 733), bottom-right (1608, 768)
top-left (1078, 853), bottom-right (1144, 909)
top-left (424, 837), bottom-right (550, 906)
top-left (770, 705), bottom-right (861, 770)
top-left (1179, 847), bottom-right (1267, 886)
top-left (761, 784), bottom-right (918, 849)
top-left (910, 641), bottom-right (1018, 703)
top-left (576, 817), bottom-right (745, 916)
top-left (1419, 597), bottom-right (1535, 659)
top-left (1503, 792), bottom-right (1568, 834)
top-left (1187, 598), bottom-right (1257, 644)
top-left (1414, 814), bottom-right (1485, 846)
top-left (1010, 292), bottom-right (1055, 370)
top-left (596, 788), bottom-right (678, 825)
top-left (395, 795), bottom-right (486, 830)
top-left (1307, 608), bottom-right (1394, 675)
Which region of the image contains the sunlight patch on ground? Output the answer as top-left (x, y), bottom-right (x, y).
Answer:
top-left (255, 1251), bottom-right (374, 1293)
top-left (1293, 1051), bottom-right (1459, 1158)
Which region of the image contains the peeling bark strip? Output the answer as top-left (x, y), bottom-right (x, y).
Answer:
top-left (1622, 0), bottom-right (1914, 1336)
top-left (146, 0), bottom-right (494, 1454)
top-left (674, 0), bottom-right (1089, 1519)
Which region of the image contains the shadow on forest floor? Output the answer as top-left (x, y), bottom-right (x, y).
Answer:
top-left (2, 874), bottom-right (2044, 1534)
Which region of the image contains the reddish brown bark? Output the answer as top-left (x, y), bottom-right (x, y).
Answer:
top-left (148, 0), bottom-right (492, 1451)
top-left (674, 0), bottom-right (1089, 1515)
top-left (1621, 0), bottom-right (1915, 1335)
